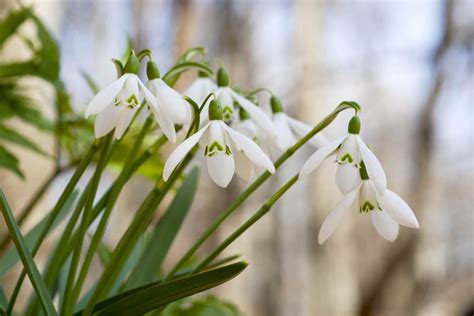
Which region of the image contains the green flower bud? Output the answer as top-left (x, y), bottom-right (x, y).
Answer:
top-left (217, 67), bottom-right (230, 87)
top-left (209, 99), bottom-right (223, 120)
top-left (239, 107), bottom-right (250, 121)
top-left (359, 161), bottom-right (369, 180)
top-left (348, 116), bottom-right (361, 134)
top-left (270, 95), bottom-right (284, 114)
top-left (124, 53), bottom-right (139, 74)
top-left (146, 61), bottom-right (160, 80)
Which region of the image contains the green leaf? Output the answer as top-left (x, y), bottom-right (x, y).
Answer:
top-left (0, 190), bottom-right (58, 316)
top-left (74, 261), bottom-right (248, 316)
top-left (125, 166), bottom-right (200, 289)
top-left (0, 125), bottom-right (47, 156)
top-left (0, 145), bottom-right (23, 178)
top-left (0, 9), bottom-right (28, 47)
top-left (81, 71), bottom-right (100, 94)
top-left (162, 296), bottom-right (242, 316)
top-left (0, 191), bottom-right (78, 278)
top-left (0, 288), bottom-right (7, 310)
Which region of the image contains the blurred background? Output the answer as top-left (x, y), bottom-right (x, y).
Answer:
top-left (0, 0), bottom-right (473, 315)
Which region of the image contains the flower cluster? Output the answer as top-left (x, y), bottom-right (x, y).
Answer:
top-left (85, 50), bottom-right (419, 243)
top-left (299, 116), bottom-right (419, 243)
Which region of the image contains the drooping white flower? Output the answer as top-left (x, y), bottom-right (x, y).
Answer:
top-left (270, 95), bottom-right (328, 150)
top-left (85, 57), bottom-right (176, 142)
top-left (299, 116), bottom-right (386, 195)
top-left (146, 61), bottom-right (192, 129)
top-left (213, 67), bottom-right (277, 142)
top-left (317, 170), bottom-right (419, 244)
top-left (163, 100), bottom-right (275, 187)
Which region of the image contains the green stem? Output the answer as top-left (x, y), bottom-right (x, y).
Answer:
top-left (82, 151), bottom-right (196, 315)
top-left (70, 118), bottom-right (154, 307)
top-left (26, 135), bottom-right (167, 316)
top-left (61, 134), bottom-right (114, 316)
top-left (7, 141), bottom-right (100, 314)
top-left (165, 102), bottom-right (357, 280)
top-left (194, 175), bottom-right (298, 273)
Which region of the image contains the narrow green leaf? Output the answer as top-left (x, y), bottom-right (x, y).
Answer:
top-left (125, 167), bottom-right (200, 289)
top-left (0, 288), bottom-right (7, 310)
top-left (0, 145), bottom-right (23, 178)
top-left (0, 191), bottom-right (78, 278)
top-left (74, 261), bottom-right (248, 316)
top-left (80, 71), bottom-right (100, 94)
top-left (163, 62), bottom-right (213, 85)
top-left (0, 190), bottom-right (58, 316)
top-left (161, 296), bottom-right (242, 316)
top-left (176, 47), bottom-right (207, 64)
top-left (0, 125), bottom-right (47, 156)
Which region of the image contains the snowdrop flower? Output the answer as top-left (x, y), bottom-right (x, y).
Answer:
top-left (317, 163), bottom-right (419, 244)
top-left (214, 67), bottom-right (277, 141)
top-left (85, 55), bottom-right (176, 142)
top-left (146, 61), bottom-right (192, 128)
top-left (270, 95), bottom-right (328, 150)
top-left (299, 116), bottom-right (386, 195)
top-left (163, 100), bottom-right (275, 187)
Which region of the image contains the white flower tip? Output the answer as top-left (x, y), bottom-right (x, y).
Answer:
top-left (408, 217), bottom-right (420, 229)
top-left (317, 232), bottom-right (329, 245)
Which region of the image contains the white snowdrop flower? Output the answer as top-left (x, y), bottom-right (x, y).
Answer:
top-left (270, 95), bottom-right (328, 150)
top-left (183, 73), bottom-right (218, 125)
top-left (85, 56), bottom-right (176, 142)
top-left (317, 163), bottom-right (419, 244)
top-left (146, 62), bottom-right (192, 129)
top-left (213, 67), bottom-right (277, 142)
top-left (299, 116), bottom-right (386, 195)
top-left (163, 100), bottom-right (275, 188)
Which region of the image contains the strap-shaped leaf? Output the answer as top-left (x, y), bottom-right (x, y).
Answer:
top-left (0, 9), bottom-right (28, 47)
top-left (74, 261), bottom-right (247, 316)
top-left (0, 191), bottom-right (78, 277)
top-left (0, 190), bottom-right (58, 316)
top-left (0, 125), bottom-right (47, 156)
top-left (125, 166), bottom-right (200, 289)
top-left (0, 145), bottom-right (23, 178)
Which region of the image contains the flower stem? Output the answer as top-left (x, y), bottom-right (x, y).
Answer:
top-left (193, 174), bottom-right (299, 273)
top-left (82, 150), bottom-right (196, 315)
top-left (165, 101), bottom-right (358, 280)
top-left (61, 133), bottom-right (114, 316)
top-left (7, 140), bottom-right (100, 314)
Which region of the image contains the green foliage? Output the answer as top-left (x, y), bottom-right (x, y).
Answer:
top-left (162, 296), bottom-right (242, 316)
top-left (74, 262), bottom-right (247, 316)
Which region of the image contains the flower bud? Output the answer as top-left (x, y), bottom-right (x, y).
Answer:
top-left (348, 116), bottom-right (361, 134)
top-left (270, 95), bottom-right (283, 114)
top-left (217, 67), bottom-right (230, 87)
top-left (124, 53), bottom-right (139, 74)
top-left (146, 61), bottom-right (160, 80)
top-left (209, 99), bottom-right (223, 120)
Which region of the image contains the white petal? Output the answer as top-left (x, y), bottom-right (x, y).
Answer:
top-left (94, 104), bottom-right (122, 138)
top-left (230, 89), bottom-right (277, 139)
top-left (138, 79), bottom-right (177, 143)
top-left (207, 153), bottom-right (235, 188)
top-left (234, 150), bottom-right (254, 183)
top-left (153, 79), bottom-right (192, 126)
top-left (336, 163), bottom-right (362, 194)
top-left (371, 211), bottom-right (399, 242)
top-left (299, 136), bottom-right (346, 179)
top-left (113, 107), bottom-right (136, 139)
top-left (273, 113), bottom-right (296, 150)
top-left (356, 136), bottom-right (387, 195)
top-left (318, 189), bottom-right (358, 244)
top-left (85, 74), bottom-right (129, 117)
top-left (286, 116), bottom-right (328, 148)
top-left (378, 190), bottom-right (419, 228)
top-left (220, 122), bottom-right (275, 173)
top-left (163, 123), bottom-right (210, 181)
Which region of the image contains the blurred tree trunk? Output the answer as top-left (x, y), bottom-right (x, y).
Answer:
top-left (357, 1), bottom-right (455, 315)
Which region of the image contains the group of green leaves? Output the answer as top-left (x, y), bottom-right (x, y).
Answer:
top-left (0, 7), bottom-right (244, 316)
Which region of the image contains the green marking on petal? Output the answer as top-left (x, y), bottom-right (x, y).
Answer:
top-left (360, 200), bottom-right (375, 213)
top-left (127, 94), bottom-right (139, 106)
top-left (222, 106), bottom-right (234, 121)
top-left (339, 153), bottom-right (353, 164)
top-left (206, 141), bottom-right (224, 156)
top-left (225, 145), bottom-right (232, 156)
